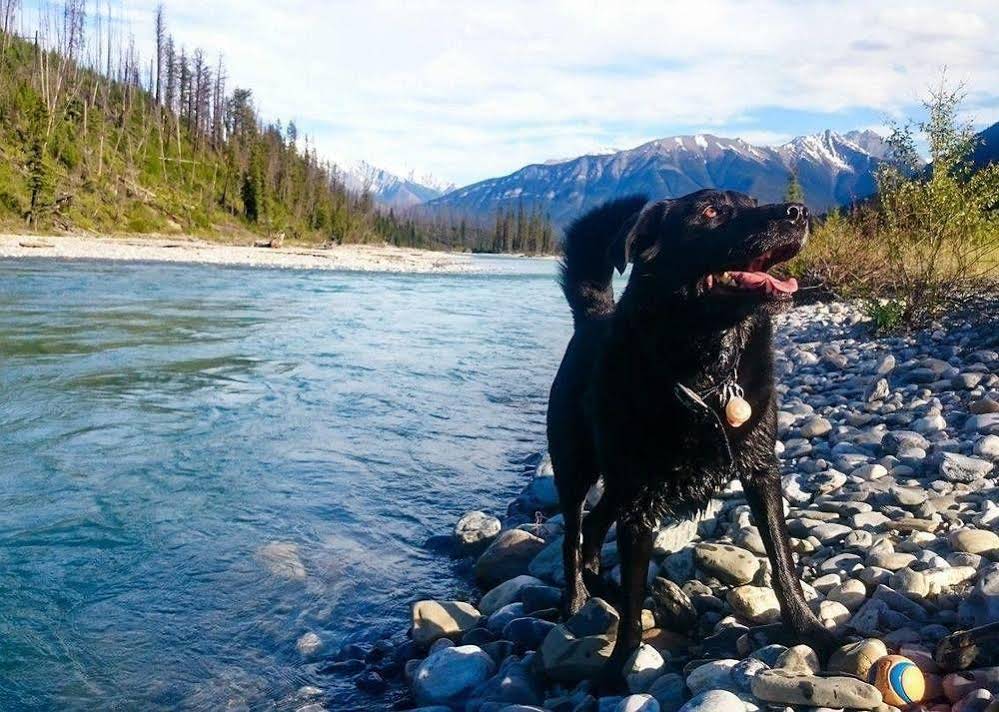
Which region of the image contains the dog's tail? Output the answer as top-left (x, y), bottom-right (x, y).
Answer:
top-left (558, 194), bottom-right (648, 324)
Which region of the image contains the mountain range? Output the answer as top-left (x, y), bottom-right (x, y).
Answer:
top-left (427, 129), bottom-right (889, 226)
top-left (351, 121), bottom-right (998, 228)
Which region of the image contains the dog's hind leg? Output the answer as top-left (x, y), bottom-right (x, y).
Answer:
top-left (741, 467), bottom-right (838, 654)
top-left (580, 492), bottom-right (616, 597)
top-left (560, 499), bottom-right (587, 616)
top-left (555, 463), bottom-right (597, 616)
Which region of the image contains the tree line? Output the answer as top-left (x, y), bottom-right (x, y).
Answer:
top-left (0, 1), bottom-right (555, 253)
top-left (378, 202), bottom-right (556, 254)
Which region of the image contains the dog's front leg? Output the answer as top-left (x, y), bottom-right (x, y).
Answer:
top-left (741, 466), bottom-right (838, 654)
top-left (604, 517), bottom-right (654, 686)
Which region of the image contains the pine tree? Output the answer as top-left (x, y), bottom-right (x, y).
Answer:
top-left (25, 97), bottom-right (49, 225)
top-left (785, 169), bottom-right (805, 203)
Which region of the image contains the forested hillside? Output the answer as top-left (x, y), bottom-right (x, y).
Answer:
top-left (0, 2), bottom-right (554, 253)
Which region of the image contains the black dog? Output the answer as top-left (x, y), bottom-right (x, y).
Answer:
top-left (547, 189), bottom-right (837, 677)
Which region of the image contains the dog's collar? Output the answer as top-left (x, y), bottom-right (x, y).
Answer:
top-left (686, 344), bottom-right (743, 407)
top-left (674, 381), bottom-right (737, 473)
top-left (673, 353), bottom-right (744, 473)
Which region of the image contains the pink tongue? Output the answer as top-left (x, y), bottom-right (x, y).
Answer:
top-left (730, 271), bottom-right (798, 294)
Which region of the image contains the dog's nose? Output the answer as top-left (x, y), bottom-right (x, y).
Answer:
top-left (786, 204), bottom-right (807, 224)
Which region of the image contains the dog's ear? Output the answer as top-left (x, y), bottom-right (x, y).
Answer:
top-left (611, 199), bottom-right (673, 273)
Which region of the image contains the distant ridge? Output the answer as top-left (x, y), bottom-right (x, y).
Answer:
top-left (339, 161), bottom-right (456, 208)
top-left (428, 130), bottom-right (889, 226)
top-left (970, 121), bottom-right (999, 169)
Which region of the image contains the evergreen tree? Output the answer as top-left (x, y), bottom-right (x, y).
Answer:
top-left (24, 97), bottom-right (49, 225)
top-left (785, 169), bottom-right (805, 203)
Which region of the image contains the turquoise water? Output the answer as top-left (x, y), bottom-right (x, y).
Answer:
top-left (0, 255), bottom-right (570, 710)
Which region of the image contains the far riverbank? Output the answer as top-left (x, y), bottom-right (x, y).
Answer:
top-left (0, 233), bottom-right (478, 273)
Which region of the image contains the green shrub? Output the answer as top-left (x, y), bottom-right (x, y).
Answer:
top-left (124, 203), bottom-right (165, 233)
top-left (0, 188), bottom-right (23, 216)
top-left (873, 80), bottom-right (999, 323)
top-left (863, 298), bottom-right (907, 334)
top-left (793, 78), bottom-right (999, 327)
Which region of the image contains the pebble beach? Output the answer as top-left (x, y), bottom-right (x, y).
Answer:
top-left (317, 299), bottom-right (999, 712)
top-left (0, 233), bottom-right (475, 273)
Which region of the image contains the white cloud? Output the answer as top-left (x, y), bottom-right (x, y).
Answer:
top-left (40, 0), bottom-right (999, 185)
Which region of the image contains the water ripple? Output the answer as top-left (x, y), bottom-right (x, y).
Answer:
top-left (0, 256), bottom-right (570, 710)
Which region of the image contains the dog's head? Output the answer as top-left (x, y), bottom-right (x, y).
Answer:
top-left (613, 188), bottom-right (807, 315)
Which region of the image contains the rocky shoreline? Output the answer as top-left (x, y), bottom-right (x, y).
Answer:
top-left (323, 301), bottom-right (998, 712)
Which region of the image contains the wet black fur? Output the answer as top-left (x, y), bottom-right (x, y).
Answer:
top-left (548, 189), bottom-right (837, 680)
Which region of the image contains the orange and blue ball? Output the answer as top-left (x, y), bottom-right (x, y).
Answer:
top-left (867, 654), bottom-right (925, 706)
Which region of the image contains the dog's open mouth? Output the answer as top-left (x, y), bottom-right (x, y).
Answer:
top-left (704, 243), bottom-right (800, 299)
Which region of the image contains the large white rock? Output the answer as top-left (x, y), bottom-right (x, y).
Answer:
top-left (751, 670), bottom-right (883, 708)
top-left (624, 643), bottom-right (667, 693)
top-left (412, 644), bottom-right (495, 706)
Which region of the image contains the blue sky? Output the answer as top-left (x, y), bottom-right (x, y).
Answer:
top-left (17, 0), bottom-right (999, 186)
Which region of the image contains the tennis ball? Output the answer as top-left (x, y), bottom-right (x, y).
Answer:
top-left (867, 654), bottom-right (925, 707)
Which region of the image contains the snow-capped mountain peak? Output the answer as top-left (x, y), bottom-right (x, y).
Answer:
top-left (427, 128), bottom-right (890, 227)
top-left (337, 160), bottom-right (455, 208)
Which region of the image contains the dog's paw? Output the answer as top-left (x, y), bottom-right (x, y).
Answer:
top-left (807, 626), bottom-right (841, 659)
top-left (595, 659), bottom-right (628, 696)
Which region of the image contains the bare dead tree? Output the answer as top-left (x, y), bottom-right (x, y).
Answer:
top-left (212, 54), bottom-right (226, 148)
top-left (1, 0), bottom-right (21, 59)
top-left (104, 0), bottom-right (112, 78)
top-left (177, 45), bottom-right (190, 130)
top-left (198, 63), bottom-right (212, 141)
top-left (163, 34), bottom-right (175, 112)
top-left (61, 0), bottom-right (85, 60)
top-left (192, 48), bottom-right (204, 141)
top-left (154, 3), bottom-right (164, 105)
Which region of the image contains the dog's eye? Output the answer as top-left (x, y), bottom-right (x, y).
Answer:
top-left (702, 206), bottom-right (717, 219)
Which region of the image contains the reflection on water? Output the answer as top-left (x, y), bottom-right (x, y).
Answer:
top-left (0, 256), bottom-right (569, 710)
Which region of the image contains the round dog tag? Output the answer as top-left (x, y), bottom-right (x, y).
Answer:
top-left (725, 396), bottom-right (752, 427)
